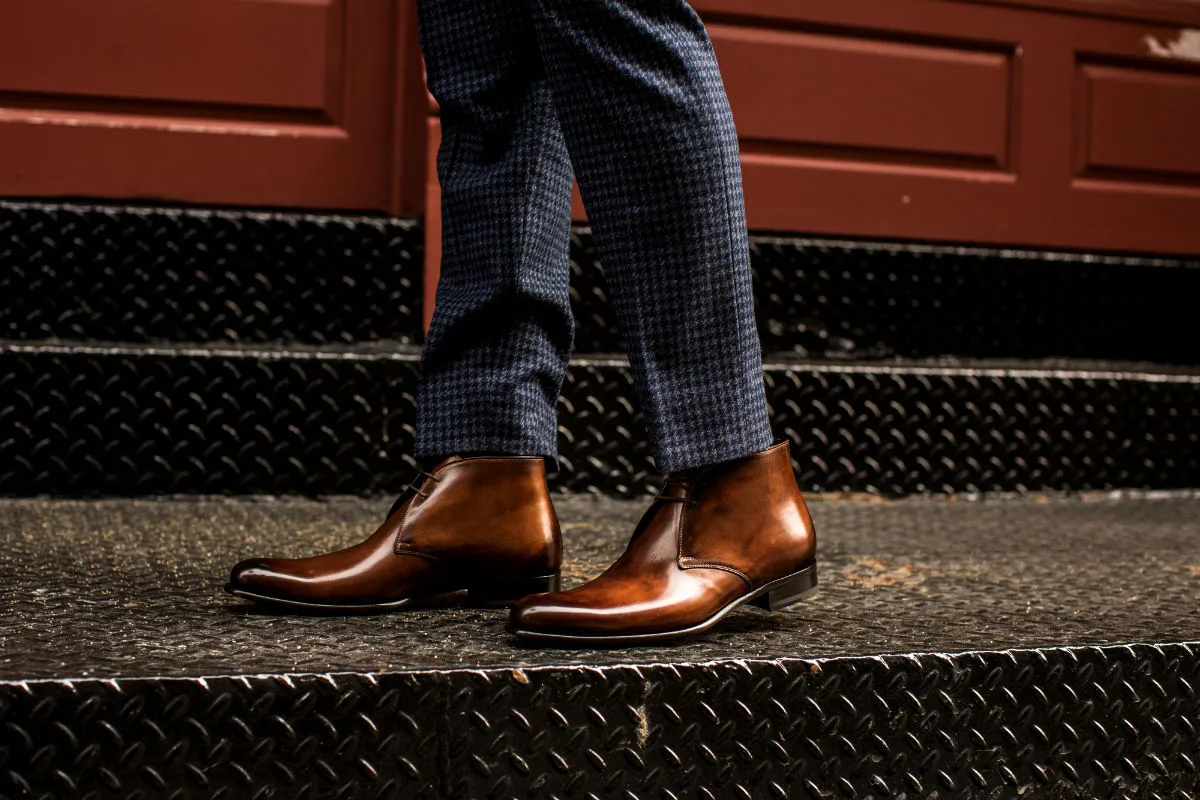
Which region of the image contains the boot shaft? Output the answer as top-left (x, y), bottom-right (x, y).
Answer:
top-left (675, 440), bottom-right (816, 583)
top-left (396, 455), bottom-right (562, 575)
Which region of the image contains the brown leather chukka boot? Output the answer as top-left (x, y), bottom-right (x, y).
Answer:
top-left (227, 455), bottom-right (561, 612)
top-left (510, 440), bottom-right (816, 643)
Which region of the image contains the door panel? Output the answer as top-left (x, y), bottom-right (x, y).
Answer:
top-left (0, 0), bottom-right (343, 114)
top-left (692, 0), bottom-right (1200, 254)
top-left (712, 24), bottom-right (1014, 168)
top-left (1079, 62), bottom-right (1200, 179)
top-left (0, 0), bottom-right (415, 211)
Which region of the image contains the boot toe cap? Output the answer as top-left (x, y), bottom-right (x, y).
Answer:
top-left (509, 593), bottom-right (578, 634)
top-left (509, 592), bottom-right (636, 637)
top-left (226, 558), bottom-right (288, 596)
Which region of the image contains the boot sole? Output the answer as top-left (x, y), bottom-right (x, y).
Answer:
top-left (225, 572), bottom-right (561, 614)
top-left (509, 562), bottom-right (818, 646)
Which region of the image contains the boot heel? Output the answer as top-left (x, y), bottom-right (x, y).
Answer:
top-left (469, 573), bottom-right (561, 606)
top-left (750, 564), bottom-right (818, 612)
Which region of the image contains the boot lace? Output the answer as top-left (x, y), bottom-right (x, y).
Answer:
top-left (385, 469), bottom-right (442, 521)
top-left (652, 482), bottom-right (699, 507)
top-left (405, 469), bottom-right (441, 499)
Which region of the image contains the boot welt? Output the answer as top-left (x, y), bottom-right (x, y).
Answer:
top-left (509, 562), bottom-right (818, 646)
top-left (225, 588), bottom-right (422, 614)
top-left (226, 572), bottom-right (561, 614)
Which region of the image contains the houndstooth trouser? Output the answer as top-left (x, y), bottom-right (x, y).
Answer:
top-left (414, 0), bottom-right (774, 474)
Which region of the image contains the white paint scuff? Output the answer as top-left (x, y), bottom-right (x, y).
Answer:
top-left (1144, 29), bottom-right (1200, 62)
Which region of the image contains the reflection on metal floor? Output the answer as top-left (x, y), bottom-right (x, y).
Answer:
top-left (2, 494), bottom-right (1199, 798)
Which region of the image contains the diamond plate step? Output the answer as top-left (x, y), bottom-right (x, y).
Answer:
top-left (5, 199), bottom-right (1200, 363)
top-left (573, 231), bottom-right (1200, 363)
top-left (2, 340), bottom-right (1199, 497)
top-left (0, 200), bottom-right (423, 346)
top-left (1, 494), bottom-right (1198, 798)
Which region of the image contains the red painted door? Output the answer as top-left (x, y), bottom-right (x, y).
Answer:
top-left (696, 0), bottom-right (1200, 255)
top-left (0, 0), bottom-right (425, 212)
top-left (3, 0), bottom-right (1197, 256)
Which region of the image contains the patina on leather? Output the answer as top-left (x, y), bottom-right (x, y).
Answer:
top-left (509, 440), bottom-right (816, 642)
top-left (226, 455), bottom-right (561, 610)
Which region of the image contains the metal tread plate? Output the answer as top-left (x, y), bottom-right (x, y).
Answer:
top-left (2, 494), bottom-right (1199, 798)
top-left (0, 200), bottom-right (423, 346)
top-left (2, 341), bottom-right (1198, 496)
top-left (572, 229), bottom-right (1200, 362)
top-left (6, 200), bottom-right (1200, 364)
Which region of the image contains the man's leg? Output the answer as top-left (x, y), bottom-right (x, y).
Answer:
top-left (224, 1), bottom-right (573, 613)
top-left (528, 0), bottom-right (774, 473)
top-left (416, 0), bottom-right (576, 464)
top-left (510, 2), bottom-right (819, 644)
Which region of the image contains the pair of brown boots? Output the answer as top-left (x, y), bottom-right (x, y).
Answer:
top-left (227, 440), bottom-right (817, 644)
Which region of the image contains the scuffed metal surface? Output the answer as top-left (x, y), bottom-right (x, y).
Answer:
top-left (2, 493), bottom-right (1197, 678)
top-left (1, 495), bottom-right (1198, 798)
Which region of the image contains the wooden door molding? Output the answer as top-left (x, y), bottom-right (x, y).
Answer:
top-left (955, 0), bottom-right (1200, 27)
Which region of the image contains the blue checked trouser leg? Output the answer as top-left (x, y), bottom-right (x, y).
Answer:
top-left (415, 0), bottom-right (774, 473)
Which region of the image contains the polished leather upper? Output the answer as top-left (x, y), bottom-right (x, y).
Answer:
top-left (511, 440), bottom-right (815, 636)
top-left (228, 455), bottom-right (561, 606)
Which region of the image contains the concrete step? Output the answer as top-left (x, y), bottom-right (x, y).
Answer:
top-left (2, 493), bottom-right (1198, 798)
